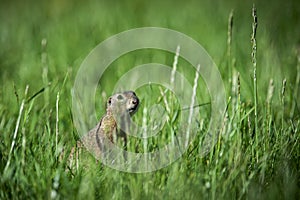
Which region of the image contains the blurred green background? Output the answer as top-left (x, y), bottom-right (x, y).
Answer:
top-left (1, 0), bottom-right (299, 88)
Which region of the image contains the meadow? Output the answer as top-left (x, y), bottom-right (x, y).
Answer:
top-left (0, 0), bottom-right (299, 199)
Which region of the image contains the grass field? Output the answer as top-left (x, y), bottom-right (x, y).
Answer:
top-left (1, 0), bottom-right (300, 199)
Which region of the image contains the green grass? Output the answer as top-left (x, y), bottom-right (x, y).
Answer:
top-left (1, 0), bottom-right (300, 199)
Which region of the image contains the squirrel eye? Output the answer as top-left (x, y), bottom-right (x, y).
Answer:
top-left (108, 98), bottom-right (112, 105)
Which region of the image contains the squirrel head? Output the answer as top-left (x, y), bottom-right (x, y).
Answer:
top-left (106, 91), bottom-right (139, 117)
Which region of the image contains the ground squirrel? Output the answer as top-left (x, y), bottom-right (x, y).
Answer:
top-left (66, 91), bottom-right (139, 167)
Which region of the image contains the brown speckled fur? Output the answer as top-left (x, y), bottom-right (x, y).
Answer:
top-left (63, 91), bottom-right (139, 170)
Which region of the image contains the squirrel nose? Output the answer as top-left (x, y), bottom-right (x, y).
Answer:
top-left (132, 99), bottom-right (138, 105)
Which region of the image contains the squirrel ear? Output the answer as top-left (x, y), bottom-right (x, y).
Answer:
top-left (117, 94), bottom-right (124, 100)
